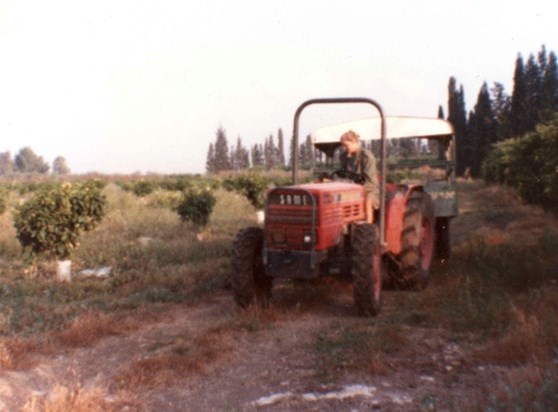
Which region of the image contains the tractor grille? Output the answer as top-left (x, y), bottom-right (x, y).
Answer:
top-left (266, 206), bottom-right (315, 250)
top-left (266, 207), bottom-right (313, 223)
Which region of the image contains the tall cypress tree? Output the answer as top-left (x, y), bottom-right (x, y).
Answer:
top-left (490, 82), bottom-right (511, 140)
top-left (510, 54), bottom-right (529, 137)
top-left (251, 144), bottom-right (264, 168)
top-left (269, 134), bottom-right (278, 168)
top-left (213, 126), bottom-right (231, 172)
top-left (470, 82), bottom-right (497, 176)
top-left (448, 77), bottom-right (468, 175)
top-left (525, 54), bottom-right (543, 130)
top-left (289, 134), bottom-right (295, 167)
top-left (437, 105), bottom-right (445, 119)
top-left (264, 136), bottom-right (273, 170)
top-left (206, 143), bottom-right (216, 173)
top-left (464, 111), bottom-right (477, 177)
top-left (427, 106), bottom-right (445, 156)
top-left (277, 128), bottom-right (285, 166)
top-left (542, 51), bottom-right (558, 119)
top-left (235, 137), bottom-right (250, 170)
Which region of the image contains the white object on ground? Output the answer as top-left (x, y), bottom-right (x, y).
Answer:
top-left (79, 266), bottom-right (112, 278)
top-left (56, 260), bottom-right (72, 282)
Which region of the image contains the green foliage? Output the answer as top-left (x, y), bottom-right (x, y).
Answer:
top-left (222, 173), bottom-right (270, 209)
top-left (115, 180), bottom-right (133, 193)
top-left (176, 186), bottom-right (216, 226)
top-left (16, 181), bottom-right (59, 195)
top-left (158, 175), bottom-right (194, 192)
top-left (146, 190), bottom-right (183, 211)
top-left (482, 116), bottom-right (558, 211)
top-left (131, 180), bottom-right (158, 197)
top-left (13, 182), bottom-right (107, 262)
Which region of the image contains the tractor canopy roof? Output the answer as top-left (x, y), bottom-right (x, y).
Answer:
top-left (312, 116), bottom-right (454, 153)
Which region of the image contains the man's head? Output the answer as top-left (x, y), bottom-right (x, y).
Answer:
top-left (340, 130), bottom-right (361, 155)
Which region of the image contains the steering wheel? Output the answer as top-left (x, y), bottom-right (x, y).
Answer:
top-left (329, 169), bottom-right (366, 184)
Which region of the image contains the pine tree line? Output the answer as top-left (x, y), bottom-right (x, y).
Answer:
top-left (206, 126), bottom-right (303, 173)
top-left (448, 45), bottom-right (558, 177)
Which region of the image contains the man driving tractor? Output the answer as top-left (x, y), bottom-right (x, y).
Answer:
top-left (339, 130), bottom-right (379, 223)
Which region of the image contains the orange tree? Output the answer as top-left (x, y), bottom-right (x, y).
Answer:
top-left (13, 182), bottom-right (106, 264)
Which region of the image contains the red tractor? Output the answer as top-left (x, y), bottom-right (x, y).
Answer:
top-left (232, 98), bottom-right (457, 316)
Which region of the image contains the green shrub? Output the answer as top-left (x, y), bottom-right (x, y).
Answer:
top-left (131, 180), bottom-right (158, 197)
top-left (84, 179), bottom-right (108, 191)
top-left (116, 180), bottom-right (133, 193)
top-left (482, 116), bottom-right (558, 212)
top-left (159, 175), bottom-right (194, 192)
top-left (222, 173), bottom-right (269, 209)
top-left (176, 186), bottom-right (216, 227)
top-left (16, 181), bottom-right (59, 195)
top-left (147, 190), bottom-right (183, 211)
top-left (13, 182), bottom-right (107, 263)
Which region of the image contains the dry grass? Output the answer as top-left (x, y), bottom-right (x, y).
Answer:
top-left (22, 384), bottom-right (142, 412)
top-left (53, 311), bottom-right (143, 349)
top-left (0, 336), bottom-right (41, 370)
top-left (472, 286), bottom-right (558, 366)
top-left (113, 307), bottom-right (279, 390)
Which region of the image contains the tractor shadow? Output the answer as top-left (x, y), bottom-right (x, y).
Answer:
top-left (268, 277), bottom-right (357, 318)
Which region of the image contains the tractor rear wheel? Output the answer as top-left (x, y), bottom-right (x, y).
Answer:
top-left (352, 222), bottom-right (382, 316)
top-left (231, 227), bottom-right (272, 308)
top-left (397, 191), bottom-right (434, 290)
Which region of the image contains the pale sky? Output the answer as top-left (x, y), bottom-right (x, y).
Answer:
top-left (0, 0), bottom-right (555, 174)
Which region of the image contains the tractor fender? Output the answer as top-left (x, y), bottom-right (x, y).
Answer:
top-left (385, 184), bottom-right (424, 255)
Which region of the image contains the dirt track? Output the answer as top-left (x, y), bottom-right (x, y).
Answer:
top-left (1, 181), bottom-right (555, 411)
top-left (1, 288), bottom-right (497, 411)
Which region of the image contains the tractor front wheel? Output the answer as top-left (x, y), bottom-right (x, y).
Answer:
top-left (397, 191), bottom-right (435, 290)
top-left (231, 227), bottom-right (272, 308)
top-left (352, 223), bottom-right (382, 317)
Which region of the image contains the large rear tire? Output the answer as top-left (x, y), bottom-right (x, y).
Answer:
top-left (231, 227), bottom-right (272, 308)
top-left (397, 191), bottom-right (434, 290)
top-left (352, 223), bottom-right (382, 317)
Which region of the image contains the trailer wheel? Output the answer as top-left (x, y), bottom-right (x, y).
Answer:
top-left (352, 223), bottom-right (382, 316)
top-left (397, 191), bottom-right (434, 290)
top-left (231, 227), bottom-right (272, 308)
top-left (435, 217), bottom-right (451, 259)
